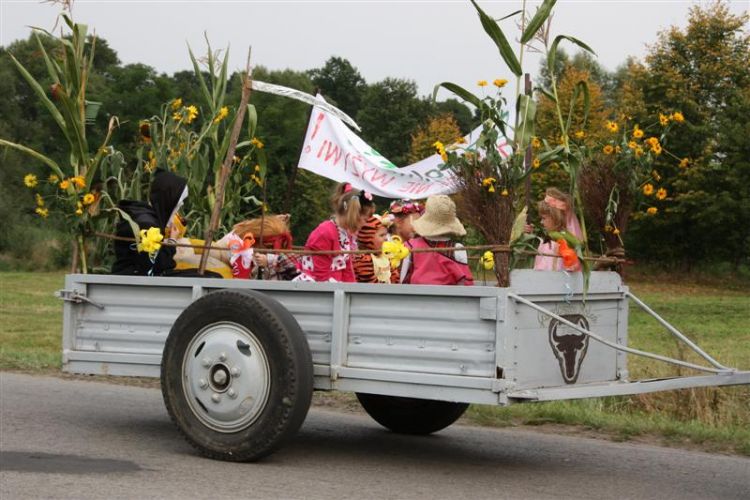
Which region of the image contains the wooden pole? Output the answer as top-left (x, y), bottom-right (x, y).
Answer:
top-left (198, 48), bottom-right (253, 275)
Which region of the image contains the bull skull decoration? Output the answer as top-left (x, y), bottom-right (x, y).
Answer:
top-left (548, 314), bottom-right (590, 384)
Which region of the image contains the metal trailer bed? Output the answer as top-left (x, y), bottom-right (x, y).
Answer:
top-left (58, 270), bottom-right (750, 461)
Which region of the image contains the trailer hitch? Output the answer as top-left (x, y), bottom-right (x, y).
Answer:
top-left (55, 289), bottom-right (105, 310)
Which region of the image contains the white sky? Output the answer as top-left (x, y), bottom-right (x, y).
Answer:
top-left (1, 0), bottom-right (748, 98)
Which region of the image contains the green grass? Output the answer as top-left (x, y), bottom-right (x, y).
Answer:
top-left (1, 270), bottom-right (749, 454)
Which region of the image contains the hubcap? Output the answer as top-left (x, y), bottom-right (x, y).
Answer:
top-left (182, 322), bottom-right (270, 433)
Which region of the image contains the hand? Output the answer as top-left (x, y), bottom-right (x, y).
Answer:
top-left (524, 224), bottom-right (534, 234)
top-left (253, 253), bottom-right (268, 268)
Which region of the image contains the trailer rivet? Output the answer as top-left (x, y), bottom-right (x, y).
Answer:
top-left (219, 352), bottom-right (227, 362)
top-left (227, 388), bottom-right (237, 399)
top-left (201, 358), bottom-right (212, 368)
top-left (211, 393), bottom-right (221, 403)
top-left (230, 367), bottom-right (241, 377)
top-left (199, 378), bottom-right (208, 389)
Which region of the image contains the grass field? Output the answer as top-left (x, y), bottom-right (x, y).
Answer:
top-left (1, 270), bottom-right (749, 455)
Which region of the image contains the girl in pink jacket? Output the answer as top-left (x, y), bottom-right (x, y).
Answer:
top-left (296, 183), bottom-right (375, 282)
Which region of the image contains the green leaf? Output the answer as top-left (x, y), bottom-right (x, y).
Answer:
top-left (521, 0), bottom-right (557, 44)
top-left (470, 0), bottom-right (523, 76)
top-left (246, 104), bottom-right (257, 141)
top-left (0, 140), bottom-right (65, 178)
top-left (515, 94), bottom-right (537, 150)
top-left (433, 82), bottom-right (482, 108)
top-left (8, 54), bottom-right (68, 138)
top-left (188, 44), bottom-right (213, 110)
top-left (536, 86), bottom-right (557, 104)
top-left (497, 9), bottom-right (522, 21)
top-left (565, 80), bottom-right (590, 132)
top-left (548, 35), bottom-right (596, 75)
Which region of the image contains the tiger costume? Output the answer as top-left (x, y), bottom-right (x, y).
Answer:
top-left (354, 216), bottom-right (399, 284)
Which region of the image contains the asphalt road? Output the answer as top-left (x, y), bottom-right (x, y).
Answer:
top-left (1, 373), bottom-right (748, 499)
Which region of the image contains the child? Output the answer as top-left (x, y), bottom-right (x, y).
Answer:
top-left (296, 182), bottom-right (375, 282)
top-left (354, 215), bottom-right (398, 284)
top-left (224, 214), bottom-right (300, 280)
top-left (400, 195), bottom-right (474, 286)
top-left (533, 188), bottom-right (583, 272)
top-left (387, 199), bottom-right (423, 242)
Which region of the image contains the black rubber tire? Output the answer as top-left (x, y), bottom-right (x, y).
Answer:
top-left (161, 289), bottom-right (313, 462)
top-left (355, 393), bottom-right (469, 435)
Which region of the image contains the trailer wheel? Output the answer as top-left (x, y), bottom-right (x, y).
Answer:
top-left (161, 289), bottom-right (313, 462)
top-left (355, 393), bottom-right (468, 435)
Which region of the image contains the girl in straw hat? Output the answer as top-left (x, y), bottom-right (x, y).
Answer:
top-left (399, 195), bottom-right (474, 286)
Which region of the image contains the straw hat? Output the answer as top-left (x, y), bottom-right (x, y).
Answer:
top-left (412, 195), bottom-right (466, 238)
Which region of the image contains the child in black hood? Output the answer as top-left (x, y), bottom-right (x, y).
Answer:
top-left (112, 170), bottom-right (189, 276)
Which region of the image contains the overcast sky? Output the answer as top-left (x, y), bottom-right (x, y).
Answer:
top-left (2, 0), bottom-right (748, 98)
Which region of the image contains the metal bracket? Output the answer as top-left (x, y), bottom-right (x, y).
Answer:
top-left (55, 289), bottom-right (104, 310)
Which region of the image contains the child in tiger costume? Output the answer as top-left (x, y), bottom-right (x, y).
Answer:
top-left (354, 216), bottom-right (399, 284)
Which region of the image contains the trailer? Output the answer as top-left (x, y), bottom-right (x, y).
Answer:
top-left (58, 270), bottom-right (750, 461)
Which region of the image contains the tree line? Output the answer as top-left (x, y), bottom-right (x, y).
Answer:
top-left (1, 1), bottom-right (747, 271)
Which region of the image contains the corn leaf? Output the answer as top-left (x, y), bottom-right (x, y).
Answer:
top-left (469, 0), bottom-right (523, 76)
top-left (521, 0), bottom-right (557, 43)
top-left (188, 44), bottom-right (213, 110)
top-left (548, 35), bottom-right (596, 74)
top-left (514, 94), bottom-right (537, 150)
top-left (536, 86), bottom-right (557, 104)
top-left (8, 54), bottom-right (67, 136)
top-left (0, 139), bottom-right (65, 178)
top-left (246, 104), bottom-right (258, 141)
top-left (565, 80), bottom-right (591, 132)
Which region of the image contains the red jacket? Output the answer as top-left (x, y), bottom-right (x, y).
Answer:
top-left (298, 220), bottom-right (356, 282)
top-left (402, 237), bottom-right (474, 286)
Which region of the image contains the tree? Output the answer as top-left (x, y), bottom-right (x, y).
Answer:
top-left (624, 1), bottom-right (750, 266)
top-left (357, 78), bottom-right (432, 167)
top-left (308, 56), bottom-right (366, 119)
top-left (408, 114), bottom-right (462, 163)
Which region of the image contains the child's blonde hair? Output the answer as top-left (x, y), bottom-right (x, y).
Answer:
top-left (331, 182), bottom-right (375, 233)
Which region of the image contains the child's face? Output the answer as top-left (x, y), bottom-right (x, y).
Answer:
top-left (541, 213), bottom-right (557, 232)
top-left (373, 226), bottom-right (388, 251)
top-left (395, 214), bottom-right (417, 240)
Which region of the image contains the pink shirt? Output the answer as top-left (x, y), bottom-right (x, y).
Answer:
top-left (298, 220), bottom-right (356, 282)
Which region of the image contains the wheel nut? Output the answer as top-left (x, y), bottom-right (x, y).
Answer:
top-left (201, 357), bottom-right (212, 368)
top-left (213, 370), bottom-right (228, 386)
top-left (198, 378), bottom-right (208, 389)
top-left (219, 352), bottom-right (227, 362)
top-left (230, 367), bottom-right (241, 377)
top-left (211, 393), bottom-right (221, 403)
top-left (227, 388), bottom-right (237, 399)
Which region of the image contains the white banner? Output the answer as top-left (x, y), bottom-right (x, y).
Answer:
top-left (297, 96), bottom-right (513, 199)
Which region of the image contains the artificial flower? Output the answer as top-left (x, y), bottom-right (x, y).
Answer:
top-left (493, 79), bottom-right (508, 88)
top-left (82, 193), bottom-right (95, 205)
top-left (605, 121), bottom-right (619, 133)
top-left (632, 125), bottom-right (644, 139)
top-left (557, 239), bottom-right (579, 270)
top-left (250, 137), bottom-right (264, 149)
top-left (671, 111), bottom-right (685, 123)
top-left (656, 188), bottom-right (667, 200)
top-left (171, 98), bottom-right (183, 110)
top-left (533, 158), bottom-right (541, 168)
top-left (531, 137), bottom-right (542, 149)
top-left (71, 176), bottom-right (85, 189)
top-left (628, 141), bottom-right (638, 149)
top-left (35, 207), bottom-right (49, 218)
top-left (574, 130), bottom-right (585, 139)
top-left (643, 183), bottom-right (654, 196)
top-left (48, 174), bottom-right (59, 184)
top-left (603, 145), bottom-right (614, 155)
top-left (480, 251), bottom-right (494, 270)
top-left (678, 158), bottom-right (690, 169)
top-left (137, 227), bottom-right (164, 254)
top-left (477, 80), bottom-right (488, 87)
top-left (659, 113), bottom-right (670, 126)
top-left (59, 179), bottom-right (70, 190)
top-left (35, 193), bottom-right (45, 207)
top-left (647, 207), bottom-right (658, 216)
